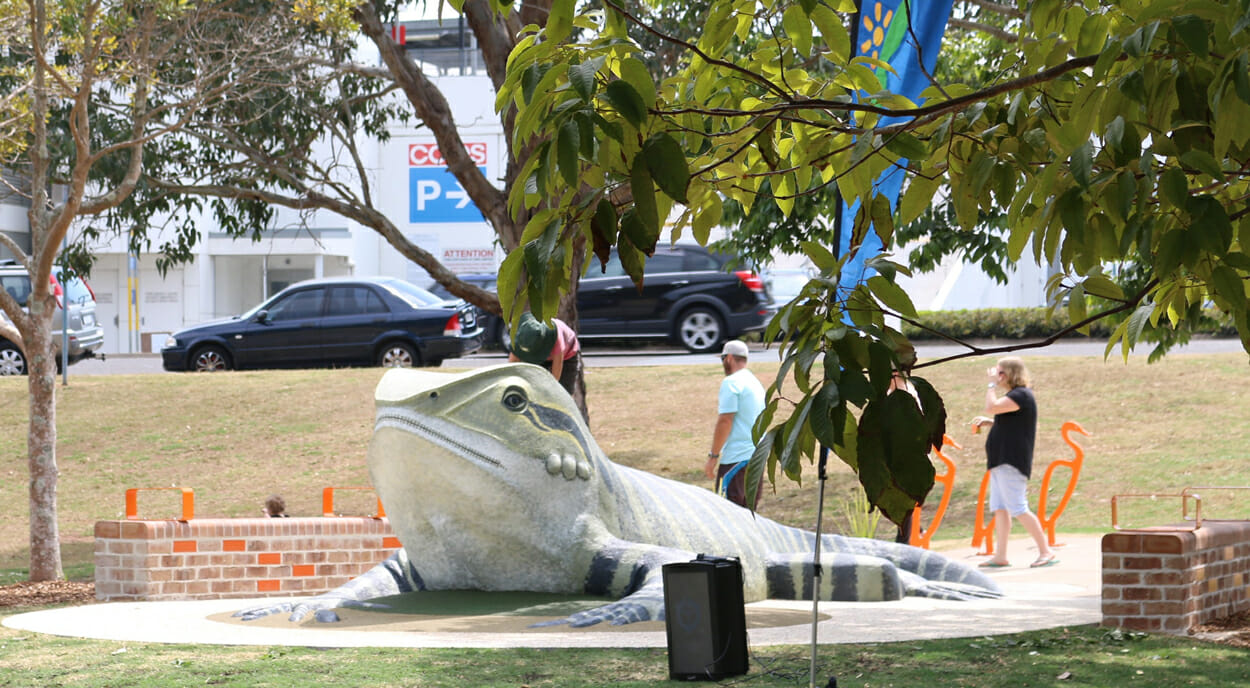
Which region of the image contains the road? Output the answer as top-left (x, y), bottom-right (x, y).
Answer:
top-left (53, 336), bottom-right (1247, 377)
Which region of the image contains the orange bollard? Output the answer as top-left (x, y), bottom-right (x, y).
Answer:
top-left (322, 486), bottom-right (386, 519)
top-left (971, 470), bottom-right (995, 555)
top-left (125, 487), bottom-right (195, 521)
top-left (909, 435), bottom-right (960, 549)
top-left (1037, 421), bottom-right (1091, 547)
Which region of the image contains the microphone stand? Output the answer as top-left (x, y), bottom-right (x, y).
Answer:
top-left (809, 444), bottom-right (830, 688)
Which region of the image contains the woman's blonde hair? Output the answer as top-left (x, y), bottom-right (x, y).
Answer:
top-left (998, 357), bottom-right (1031, 389)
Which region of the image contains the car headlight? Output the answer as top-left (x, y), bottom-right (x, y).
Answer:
top-left (164, 336), bottom-right (179, 349)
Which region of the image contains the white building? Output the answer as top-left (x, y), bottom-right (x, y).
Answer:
top-left (0, 19), bottom-right (1051, 356)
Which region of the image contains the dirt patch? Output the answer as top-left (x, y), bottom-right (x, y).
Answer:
top-left (0, 580), bottom-right (95, 608)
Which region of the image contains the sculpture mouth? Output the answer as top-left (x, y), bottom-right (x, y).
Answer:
top-left (374, 408), bottom-right (502, 470)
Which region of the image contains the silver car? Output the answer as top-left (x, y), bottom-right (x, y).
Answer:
top-left (0, 261), bottom-right (105, 375)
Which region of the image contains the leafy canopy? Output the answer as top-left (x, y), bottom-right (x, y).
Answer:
top-left (499, 0), bottom-right (1250, 522)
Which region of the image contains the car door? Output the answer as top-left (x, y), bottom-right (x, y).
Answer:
top-left (625, 249), bottom-right (687, 333)
top-left (319, 285), bottom-right (392, 364)
top-left (577, 252), bottom-right (634, 336)
top-left (234, 287), bottom-right (326, 367)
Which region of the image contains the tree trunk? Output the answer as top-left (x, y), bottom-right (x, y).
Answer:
top-left (24, 307), bottom-right (62, 582)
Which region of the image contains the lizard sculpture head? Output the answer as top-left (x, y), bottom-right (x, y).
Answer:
top-left (368, 363), bottom-right (603, 590)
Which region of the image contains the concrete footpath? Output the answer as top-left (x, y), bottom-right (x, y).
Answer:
top-left (3, 535), bottom-right (1103, 649)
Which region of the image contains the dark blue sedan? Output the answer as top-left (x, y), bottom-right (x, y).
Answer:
top-left (161, 277), bottom-right (484, 372)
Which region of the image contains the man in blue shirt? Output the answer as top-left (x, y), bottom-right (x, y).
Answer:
top-left (704, 339), bottom-right (766, 509)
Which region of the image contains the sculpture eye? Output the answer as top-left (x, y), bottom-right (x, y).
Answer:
top-left (502, 387), bottom-right (528, 412)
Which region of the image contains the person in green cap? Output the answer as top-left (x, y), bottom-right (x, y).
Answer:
top-left (508, 312), bottom-right (582, 399)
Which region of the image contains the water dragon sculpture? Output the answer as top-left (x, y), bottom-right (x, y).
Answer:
top-left (236, 364), bottom-right (1000, 627)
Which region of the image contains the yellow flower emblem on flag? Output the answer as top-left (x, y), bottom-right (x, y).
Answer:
top-left (860, 2), bottom-right (894, 60)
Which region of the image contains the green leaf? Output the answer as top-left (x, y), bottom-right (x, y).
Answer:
top-left (1082, 275), bottom-right (1125, 301)
top-left (1076, 12), bottom-right (1108, 55)
top-left (882, 391), bottom-right (934, 502)
top-left (869, 193), bottom-right (895, 247)
top-left (630, 155), bottom-right (659, 246)
top-left (867, 342), bottom-right (894, 395)
top-left (692, 195), bottom-right (722, 245)
top-left (1211, 264), bottom-right (1247, 311)
top-left (811, 6), bottom-right (850, 61)
top-left (643, 133), bottom-right (690, 204)
top-left (1180, 150), bottom-right (1225, 182)
top-left (602, 81), bottom-right (648, 128)
top-left (782, 5), bottom-right (813, 56)
top-left (1067, 283), bottom-right (1088, 331)
top-left (617, 227), bottom-right (647, 283)
top-left (618, 57), bottom-right (657, 110)
top-left (1155, 230), bottom-right (1184, 276)
top-left (569, 61), bottom-right (597, 103)
top-left (910, 377), bottom-right (947, 451)
top-left (744, 429), bottom-right (777, 512)
top-left (1188, 195), bottom-right (1234, 256)
top-left (546, 0), bottom-right (574, 43)
top-left (590, 199), bottom-right (618, 266)
top-left (884, 132), bottom-right (927, 161)
top-left (1070, 142), bottom-right (1093, 188)
top-left (801, 240), bottom-right (839, 273)
top-left (1159, 167), bottom-right (1188, 209)
top-left (898, 174), bottom-right (938, 227)
top-left (557, 120), bottom-right (580, 188)
top-left (1172, 15), bottom-right (1209, 58)
top-left (809, 382), bottom-right (842, 448)
top-left (866, 275), bottom-right (917, 318)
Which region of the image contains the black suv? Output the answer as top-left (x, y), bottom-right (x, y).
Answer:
top-left (579, 244), bottom-right (772, 353)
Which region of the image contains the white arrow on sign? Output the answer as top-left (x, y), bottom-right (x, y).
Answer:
top-left (445, 186), bottom-right (471, 209)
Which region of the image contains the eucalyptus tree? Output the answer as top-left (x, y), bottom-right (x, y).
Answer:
top-left (102, 0), bottom-right (602, 416)
top-left (0, 0), bottom-right (326, 581)
top-left (499, 0), bottom-right (1250, 520)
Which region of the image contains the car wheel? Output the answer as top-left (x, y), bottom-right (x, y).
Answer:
top-left (676, 306), bottom-right (725, 354)
top-left (189, 345), bottom-right (231, 372)
top-left (378, 341), bottom-right (419, 368)
top-left (0, 342), bottom-right (27, 376)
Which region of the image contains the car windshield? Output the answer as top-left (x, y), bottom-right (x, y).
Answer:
top-left (380, 280), bottom-right (445, 308)
top-left (768, 272), bottom-right (811, 300)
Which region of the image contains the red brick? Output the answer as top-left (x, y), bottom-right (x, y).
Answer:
top-left (1103, 534), bottom-right (1143, 554)
top-left (223, 539), bottom-right (246, 552)
top-left (172, 540), bottom-right (197, 553)
top-left (1103, 602), bottom-right (1143, 616)
top-left (1125, 556), bottom-right (1163, 570)
top-left (1145, 571), bottom-right (1185, 586)
top-left (293, 565), bottom-right (315, 577)
top-left (1123, 587), bottom-right (1162, 601)
top-left (1120, 617), bottom-right (1162, 631)
top-left (1143, 535), bottom-right (1186, 554)
top-left (95, 521), bottom-right (121, 539)
top-left (256, 579), bottom-right (281, 593)
top-left (1144, 601), bottom-right (1185, 616)
top-left (257, 552), bottom-right (282, 565)
top-left (382, 536), bottom-right (402, 549)
top-left (1103, 572), bottom-right (1141, 586)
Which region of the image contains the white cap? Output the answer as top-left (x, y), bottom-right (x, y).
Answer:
top-left (721, 340), bottom-right (749, 359)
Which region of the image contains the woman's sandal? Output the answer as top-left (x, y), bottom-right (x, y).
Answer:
top-left (978, 560), bottom-right (1011, 568)
top-left (1030, 554), bottom-right (1059, 568)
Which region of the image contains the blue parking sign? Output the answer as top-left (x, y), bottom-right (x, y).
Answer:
top-left (409, 167), bottom-right (486, 223)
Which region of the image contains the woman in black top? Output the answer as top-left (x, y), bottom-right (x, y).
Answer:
top-left (971, 357), bottom-right (1057, 568)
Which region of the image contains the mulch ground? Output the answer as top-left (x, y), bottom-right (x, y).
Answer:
top-left (0, 580), bottom-right (96, 608)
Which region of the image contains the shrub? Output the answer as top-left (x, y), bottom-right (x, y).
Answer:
top-left (901, 307), bottom-right (1237, 341)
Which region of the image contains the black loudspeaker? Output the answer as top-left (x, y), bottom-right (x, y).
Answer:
top-left (662, 554), bottom-right (748, 681)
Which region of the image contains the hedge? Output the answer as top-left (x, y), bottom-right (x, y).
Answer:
top-left (899, 307), bottom-right (1238, 341)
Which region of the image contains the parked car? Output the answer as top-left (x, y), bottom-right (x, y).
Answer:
top-left (424, 274), bottom-right (510, 351)
top-left (0, 261), bottom-right (105, 376)
top-left (763, 267), bottom-right (815, 307)
top-left (579, 244), bottom-right (773, 353)
top-left (160, 276), bottom-right (484, 372)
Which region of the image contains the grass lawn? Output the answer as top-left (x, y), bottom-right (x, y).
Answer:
top-left (1, 350), bottom-right (1249, 685)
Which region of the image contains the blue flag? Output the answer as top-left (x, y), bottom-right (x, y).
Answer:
top-left (836, 0), bottom-right (954, 298)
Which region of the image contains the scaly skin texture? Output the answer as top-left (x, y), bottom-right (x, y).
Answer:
top-left (237, 364), bottom-right (1000, 627)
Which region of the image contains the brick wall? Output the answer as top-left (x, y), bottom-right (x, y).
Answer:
top-left (1102, 521), bottom-right (1250, 634)
top-left (94, 518), bottom-right (401, 601)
